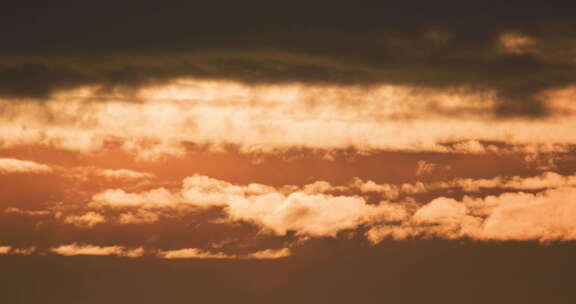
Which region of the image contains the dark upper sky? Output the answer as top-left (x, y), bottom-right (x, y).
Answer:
top-left (3, 1), bottom-right (575, 50)
top-left (1, 1), bottom-right (575, 116)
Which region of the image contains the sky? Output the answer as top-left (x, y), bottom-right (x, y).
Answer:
top-left (1, 2), bottom-right (576, 303)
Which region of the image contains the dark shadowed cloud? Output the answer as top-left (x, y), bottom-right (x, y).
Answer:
top-left (1, 1), bottom-right (575, 116)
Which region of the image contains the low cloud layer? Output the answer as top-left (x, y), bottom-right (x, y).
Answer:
top-left (89, 173), bottom-right (576, 242)
top-left (1, 150), bottom-right (576, 262)
top-left (5, 164), bottom-right (573, 244)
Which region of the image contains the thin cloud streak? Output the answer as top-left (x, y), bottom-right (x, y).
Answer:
top-left (0, 158), bottom-right (53, 174)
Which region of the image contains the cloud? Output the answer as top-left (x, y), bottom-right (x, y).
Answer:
top-left (50, 244), bottom-right (144, 258)
top-left (91, 188), bottom-right (180, 209)
top-left (7, 166), bottom-right (576, 245)
top-left (367, 186), bottom-right (576, 243)
top-left (477, 187), bottom-right (576, 241)
top-left (90, 174), bottom-right (407, 237)
top-left (412, 198), bottom-right (467, 224)
top-left (96, 169), bottom-right (154, 180)
top-left (0, 158), bottom-right (52, 174)
top-left (5, 207), bottom-right (51, 216)
top-left (4, 158), bottom-right (576, 249)
top-left (0, 246), bottom-right (10, 254)
top-left (499, 32), bottom-right (537, 55)
top-left (10, 247), bottom-right (36, 255)
top-left (158, 248), bottom-right (230, 259)
top-left (1, 243), bottom-right (290, 260)
top-left (117, 210), bottom-right (160, 224)
top-left (226, 192), bottom-right (405, 237)
top-left (158, 247), bottom-right (291, 260)
top-left (244, 248), bottom-right (291, 259)
top-left (300, 171), bottom-right (576, 201)
top-left (2, 82), bottom-right (576, 156)
top-left (364, 171), bottom-right (576, 196)
top-left (63, 212), bottom-right (106, 228)
top-left (421, 171), bottom-right (576, 193)
top-left (2, 1), bottom-right (576, 118)
top-left (3, 4), bottom-right (576, 272)
top-left (0, 246), bottom-right (36, 255)
top-left (85, 170), bottom-right (576, 241)
top-left (58, 166), bottom-right (156, 184)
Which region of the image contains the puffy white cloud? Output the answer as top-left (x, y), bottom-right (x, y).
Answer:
top-left (413, 197), bottom-right (466, 223)
top-left (226, 192), bottom-right (405, 236)
top-left (368, 186), bottom-right (576, 243)
top-left (89, 174), bottom-right (406, 237)
top-left (477, 187), bottom-right (576, 241)
top-left (86, 171), bottom-right (576, 241)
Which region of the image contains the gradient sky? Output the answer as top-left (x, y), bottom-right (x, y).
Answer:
top-left (2, 2), bottom-right (576, 303)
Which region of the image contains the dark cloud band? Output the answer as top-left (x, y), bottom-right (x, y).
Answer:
top-left (1, 2), bottom-right (575, 117)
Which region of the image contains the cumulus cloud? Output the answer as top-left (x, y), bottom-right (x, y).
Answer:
top-left (226, 192), bottom-right (405, 236)
top-left (367, 186), bottom-right (576, 243)
top-left (477, 188), bottom-right (576, 241)
top-left (84, 171), bottom-right (576, 241)
top-left (412, 198), bottom-right (467, 223)
top-left (0, 158), bottom-right (52, 174)
top-left (90, 174), bottom-right (407, 237)
top-left (8, 167), bottom-right (576, 245)
top-left (4, 161), bottom-right (576, 250)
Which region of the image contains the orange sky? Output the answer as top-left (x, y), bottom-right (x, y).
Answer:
top-left (2, 80), bottom-right (576, 257)
top-left (2, 3), bottom-right (576, 303)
